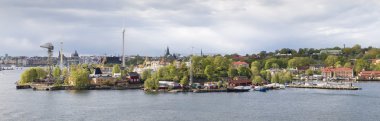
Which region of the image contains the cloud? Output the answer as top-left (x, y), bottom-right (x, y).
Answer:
top-left (1, 0), bottom-right (380, 56)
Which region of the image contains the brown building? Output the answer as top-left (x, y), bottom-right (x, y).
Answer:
top-left (358, 71), bottom-right (380, 80)
top-left (228, 76), bottom-right (252, 87)
top-left (321, 67), bottom-right (354, 79)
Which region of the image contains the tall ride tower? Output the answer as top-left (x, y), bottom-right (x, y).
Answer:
top-left (122, 28), bottom-right (126, 68)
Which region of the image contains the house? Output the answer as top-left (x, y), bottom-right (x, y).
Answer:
top-left (228, 76), bottom-right (252, 87)
top-left (358, 71), bottom-right (380, 80)
top-left (320, 50), bottom-right (342, 55)
top-left (370, 59), bottom-right (380, 65)
top-left (232, 61), bottom-right (249, 68)
top-left (321, 67), bottom-right (353, 79)
top-left (127, 72), bottom-right (141, 84)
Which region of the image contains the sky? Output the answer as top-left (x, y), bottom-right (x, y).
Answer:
top-left (1, 0), bottom-right (380, 57)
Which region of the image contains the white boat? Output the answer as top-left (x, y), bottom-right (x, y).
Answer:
top-left (254, 86), bottom-right (267, 92)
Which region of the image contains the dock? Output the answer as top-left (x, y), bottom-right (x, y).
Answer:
top-left (287, 85), bottom-right (361, 90)
top-left (193, 89), bottom-right (227, 93)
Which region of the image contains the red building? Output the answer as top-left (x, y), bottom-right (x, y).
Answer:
top-left (321, 67), bottom-right (353, 79)
top-left (358, 71), bottom-right (380, 80)
top-left (232, 61), bottom-right (249, 69)
top-left (127, 72), bottom-right (141, 84)
top-left (228, 76), bottom-right (252, 87)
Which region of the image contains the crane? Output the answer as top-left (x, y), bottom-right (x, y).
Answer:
top-left (40, 42), bottom-right (54, 79)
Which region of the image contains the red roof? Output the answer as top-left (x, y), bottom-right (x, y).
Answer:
top-left (322, 67), bottom-right (352, 72)
top-left (359, 71), bottom-right (380, 76)
top-left (233, 61), bottom-right (248, 65)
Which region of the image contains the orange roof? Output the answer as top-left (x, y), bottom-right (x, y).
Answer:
top-left (233, 61), bottom-right (248, 65)
top-left (322, 67), bottom-right (352, 72)
top-left (360, 71), bottom-right (380, 75)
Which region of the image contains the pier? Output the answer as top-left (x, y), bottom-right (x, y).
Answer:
top-left (287, 84), bottom-right (361, 90)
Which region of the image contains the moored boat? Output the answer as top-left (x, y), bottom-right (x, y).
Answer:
top-left (254, 86), bottom-right (267, 92)
top-left (227, 86), bottom-right (250, 92)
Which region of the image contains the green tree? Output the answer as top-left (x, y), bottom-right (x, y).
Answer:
top-left (282, 72), bottom-right (292, 84)
top-left (35, 67), bottom-right (47, 80)
top-left (344, 62), bottom-right (352, 68)
top-left (180, 76), bottom-right (189, 86)
top-left (271, 63), bottom-right (279, 69)
top-left (238, 66), bottom-right (251, 77)
top-left (53, 67), bottom-right (61, 79)
top-left (271, 73), bottom-right (279, 83)
top-left (266, 71), bottom-right (271, 81)
top-left (204, 65), bottom-right (216, 81)
top-left (354, 59), bottom-right (369, 73)
top-left (112, 64), bottom-right (121, 75)
top-left (144, 73), bottom-right (159, 90)
top-left (69, 67), bottom-right (90, 89)
top-left (325, 55), bottom-right (339, 67)
top-left (19, 68), bottom-right (38, 84)
top-left (252, 76), bottom-right (263, 84)
top-left (305, 69), bottom-right (313, 76)
top-left (335, 61), bottom-right (342, 68)
top-left (250, 66), bottom-right (260, 77)
top-left (251, 61), bottom-right (261, 70)
top-left (141, 70), bottom-right (152, 81)
top-left (228, 68), bottom-right (238, 78)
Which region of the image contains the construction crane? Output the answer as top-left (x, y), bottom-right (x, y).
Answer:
top-left (40, 42), bottom-right (54, 79)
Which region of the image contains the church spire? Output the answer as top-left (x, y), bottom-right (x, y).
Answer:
top-left (201, 49), bottom-right (203, 56)
top-left (165, 46), bottom-right (170, 56)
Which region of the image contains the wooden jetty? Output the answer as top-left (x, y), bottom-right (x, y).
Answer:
top-left (287, 85), bottom-right (361, 90)
top-left (16, 85), bottom-right (31, 89)
top-left (193, 89), bottom-right (227, 93)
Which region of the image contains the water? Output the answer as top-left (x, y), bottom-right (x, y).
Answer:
top-left (1, 69), bottom-right (380, 121)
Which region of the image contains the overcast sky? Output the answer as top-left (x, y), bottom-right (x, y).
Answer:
top-left (1, 0), bottom-right (380, 57)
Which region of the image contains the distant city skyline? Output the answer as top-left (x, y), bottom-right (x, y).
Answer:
top-left (1, 0), bottom-right (380, 56)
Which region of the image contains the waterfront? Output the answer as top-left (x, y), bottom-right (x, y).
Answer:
top-left (1, 69), bottom-right (380, 121)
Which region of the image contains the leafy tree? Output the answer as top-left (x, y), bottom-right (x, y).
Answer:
top-left (141, 70), bottom-right (152, 81)
top-left (282, 72), bottom-right (292, 84)
top-left (344, 62), bottom-right (352, 68)
top-left (354, 59), bottom-right (369, 73)
top-left (288, 57), bottom-right (312, 68)
top-left (204, 65), bottom-right (216, 81)
top-left (238, 66), bottom-right (251, 77)
top-left (271, 73), bottom-right (279, 83)
top-left (144, 73), bottom-right (159, 90)
top-left (252, 76), bottom-right (263, 84)
top-left (266, 71), bottom-right (271, 81)
top-left (334, 61), bottom-right (342, 68)
top-left (180, 76), bottom-right (189, 86)
top-left (250, 66), bottom-right (260, 77)
top-left (53, 67), bottom-right (61, 79)
top-left (19, 68), bottom-right (38, 84)
top-left (251, 61), bottom-right (261, 70)
top-left (271, 63), bottom-right (279, 69)
top-left (112, 64), bottom-right (121, 75)
top-left (305, 69), bottom-right (313, 76)
top-left (325, 55), bottom-right (339, 67)
top-left (35, 67), bottom-right (47, 80)
top-left (69, 66), bottom-right (90, 89)
top-left (228, 68), bottom-right (238, 78)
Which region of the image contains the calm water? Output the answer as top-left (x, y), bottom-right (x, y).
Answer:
top-left (1, 69), bottom-right (380, 121)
